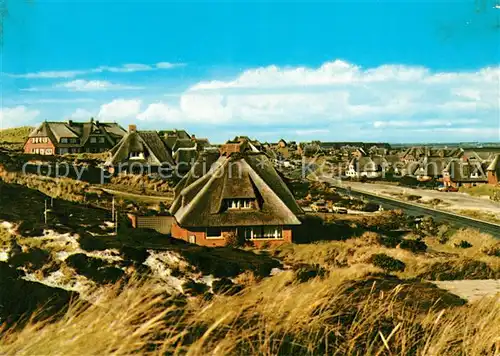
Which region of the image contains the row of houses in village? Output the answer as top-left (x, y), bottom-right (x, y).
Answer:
top-left (24, 120), bottom-right (214, 172)
top-left (344, 146), bottom-right (500, 187)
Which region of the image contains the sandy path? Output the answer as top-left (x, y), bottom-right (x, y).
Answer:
top-left (433, 280), bottom-right (500, 302)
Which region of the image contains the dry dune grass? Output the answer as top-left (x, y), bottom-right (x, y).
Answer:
top-left (1, 270), bottom-right (499, 356)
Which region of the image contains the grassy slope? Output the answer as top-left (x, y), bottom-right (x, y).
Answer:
top-left (0, 178), bottom-right (499, 353)
top-left (0, 127), bottom-right (32, 143)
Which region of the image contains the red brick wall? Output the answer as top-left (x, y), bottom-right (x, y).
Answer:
top-left (488, 171), bottom-right (499, 185)
top-left (24, 140), bottom-right (56, 155)
top-left (171, 221), bottom-right (293, 248)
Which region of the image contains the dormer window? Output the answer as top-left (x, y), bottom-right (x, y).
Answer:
top-left (130, 152), bottom-right (145, 160)
top-left (228, 199), bottom-right (254, 210)
top-left (61, 138), bottom-right (68, 144)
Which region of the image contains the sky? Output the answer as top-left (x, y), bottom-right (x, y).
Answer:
top-left (1, 0), bottom-right (499, 143)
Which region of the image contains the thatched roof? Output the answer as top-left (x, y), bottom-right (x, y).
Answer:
top-left (106, 131), bottom-right (174, 166)
top-left (487, 155), bottom-right (500, 172)
top-left (170, 152), bottom-right (303, 228)
top-left (28, 120), bottom-right (126, 147)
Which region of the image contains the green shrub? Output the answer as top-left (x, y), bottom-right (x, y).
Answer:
top-left (399, 238), bottom-right (427, 253)
top-left (371, 254), bottom-right (405, 272)
top-left (224, 231), bottom-right (246, 248)
top-left (212, 278), bottom-right (243, 295)
top-left (295, 264), bottom-right (326, 283)
top-left (182, 279), bottom-right (209, 296)
top-left (455, 240), bottom-right (472, 249)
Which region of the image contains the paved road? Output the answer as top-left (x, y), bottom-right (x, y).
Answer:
top-left (331, 185), bottom-right (500, 238)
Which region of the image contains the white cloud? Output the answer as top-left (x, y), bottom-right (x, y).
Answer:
top-left (98, 99), bottom-right (142, 120)
top-left (131, 60), bottom-right (497, 141)
top-left (56, 80), bottom-right (143, 91)
top-left (156, 62), bottom-right (185, 69)
top-left (7, 62), bottom-right (185, 79)
top-left (70, 108), bottom-right (95, 120)
top-left (23, 80), bottom-right (144, 92)
top-left (137, 102), bottom-right (183, 122)
top-left (295, 129), bottom-right (330, 136)
top-left (0, 106), bottom-right (40, 129)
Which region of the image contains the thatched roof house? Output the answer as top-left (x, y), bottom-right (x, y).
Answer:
top-left (170, 140), bottom-right (303, 247)
top-left (25, 119), bottom-right (126, 155)
top-left (105, 125), bottom-right (175, 169)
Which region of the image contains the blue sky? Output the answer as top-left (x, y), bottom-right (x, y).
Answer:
top-left (1, 0), bottom-right (499, 143)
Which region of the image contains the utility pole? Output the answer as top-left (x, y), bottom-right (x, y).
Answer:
top-left (112, 197), bottom-right (115, 222)
top-left (44, 199), bottom-right (48, 225)
top-left (115, 209), bottom-right (119, 236)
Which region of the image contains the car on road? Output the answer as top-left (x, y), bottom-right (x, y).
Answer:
top-left (438, 186), bottom-right (459, 192)
top-left (331, 206), bottom-right (348, 214)
top-left (311, 200), bottom-right (329, 213)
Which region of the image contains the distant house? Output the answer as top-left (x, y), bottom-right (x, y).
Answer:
top-left (24, 119), bottom-right (126, 155)
top-left (487, 155), bottom-right (500, 185)
top-left (277, 139), bottom-right (287, 148)
top-left (105, 125), bottom-right (175, 172)
top-left (160, 129), bottom-right (191, 151)
top-left (170, 140), bottom-right (303, 247)
top-left (442, 158), bottom-right (489, 188)
top-left (346, 156), bottom-right (388, 178)
top-left (406, 157), bottom-right (449, 181)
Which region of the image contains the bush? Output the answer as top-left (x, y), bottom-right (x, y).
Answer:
top-left (378, 234), bottom-right (402, 248)
top-left (417, 259), bottom-right (499, 280)
top-left (182, 279), bottom-right (209, 296)
top-left (224, 231), bottom-right (246, 248)
top-left (212, 278), bottom-right (243, 295)
top-left (371, 254), bottom-right (405, 272)
top-left (120, 246), bottom-right (150, 264)
top-left (9, 248), bottom-right (51, 270)
top-left (454, 240), bottom-right (473, 249)
top-left (79, 235), bottom-right (108, 251)
top-left (295, 264), bottom-right (327, 283)
top-left (66, 253), bottom-right (125, 284)
top-left (481, 242), bottom-right (500, 257)
top-left (399, 238), bottom-right (427, 253)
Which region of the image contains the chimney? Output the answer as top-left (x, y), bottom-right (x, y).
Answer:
top-left (67, 120), bottom-right (73, 126)
top-left (128, 124), bottom-right (137, 132)
top-left (191, 134), bottom-right (196, 141)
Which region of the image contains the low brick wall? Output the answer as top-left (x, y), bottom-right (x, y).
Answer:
top-left (171, 221), bottom-right (293, 248)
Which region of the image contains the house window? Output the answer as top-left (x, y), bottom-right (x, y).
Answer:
top-left (228, 199), bottom-right (254, 210)
top-left (90, 137), bottom-right (97, 144)
top-left (98, 137), bottom-right (105, 143)
top-left (243, 226), bottom-right (283, 240)
top-left (46, 149), bottom-right (53, 155)
top-left (129, 152), bottom-right (145, 160)
top-left (39, 149), bottom-right (45, 155)
top-left (61, 138), bottom-right (68, 144)
top-left (206, 227), bottom-right (222, 239)
top-left (59, 148), bottom-right (69, 155)
top-left (70, 138), bottom-right (79, 144)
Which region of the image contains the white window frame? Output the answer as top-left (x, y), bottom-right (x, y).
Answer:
top-left (228, 199), bottom-right (253, 210)
top-left (245, 226), bottom-right (283, 240)
top-left (129, 152), bottom-right (145, 160)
